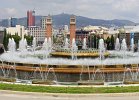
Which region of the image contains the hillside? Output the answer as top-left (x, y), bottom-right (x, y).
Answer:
top-left (0, 13), bottom-right (136, 28)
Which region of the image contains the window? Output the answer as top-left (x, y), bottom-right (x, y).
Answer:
top-left (47, 19), bottom-right (51, 22)
top-left (71, 19), bottom-right (75, 22)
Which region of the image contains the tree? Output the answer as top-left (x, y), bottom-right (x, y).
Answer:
top-left (12, 33), bottom-right (21, 49)
top-left (96, 35), bottom-right (100, 49)
top-left (24, 35), bottom-right (33, 46)
top-left (94, 35), bottom-right (97, 48)
top-left (111, 35), bottom-right (115, 50)
top-left (88, 35), bottom-right (90, 48)
top-left (106, 36), bottom-right (111, 50)
top-left (91, 35), bottom-right (94, 48)
top-left (3, 29), bottom-right (8, 50)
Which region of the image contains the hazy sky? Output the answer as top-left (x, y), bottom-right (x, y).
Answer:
top-left (1, 0), bottom-right (139, 22)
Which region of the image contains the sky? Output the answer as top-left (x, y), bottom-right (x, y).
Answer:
top-left (0, 0), bottom-right (139, 22)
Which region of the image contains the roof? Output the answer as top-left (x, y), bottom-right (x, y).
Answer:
top-left (108, 27), bottom-right (119, 34)
top-left (131, 25), bottom-right (139, 33)
top-left (83, 25), bottom-right (108, 34)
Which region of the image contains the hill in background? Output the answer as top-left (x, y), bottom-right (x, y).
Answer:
top-left (0, 13), bottom-right (136, 28)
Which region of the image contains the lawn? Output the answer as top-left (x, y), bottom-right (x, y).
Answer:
top-left (0, 83), bottom-right (139, 94)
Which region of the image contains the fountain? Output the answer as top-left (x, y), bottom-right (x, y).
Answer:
top-left (123, 67), bottom-right (133, 82)
top-left (64, 38), bottom-right (69, 49)
top-left (131, 38), bottom-right (134, 52)
top-left (82, 38), bottom-right (87, 50)
top-left (48, 37), bottom-right (52, 53)
top-left (33, 67), bottom-right (44, 80)
top-left (19, 38), bottom-right (27, 52)
top-left (115, 38), bottom-right (120, 51)
top-left (79, 65), bottom-right (91, 81)
top-left (32, 37), bottom-right (36, 51)
top-left (99, 39), bottom-right (105, 60)
top-left (1, 37), bottom-right (139, 85)
top-left (45, 67), bottom-right (57, 82)
top-left (8, 38), bottom-right (16, 52)
top-left (71, 38), bottom-right (78, 60)
top-left (41, 38), bottom-right (49, 58)
top-left (121, 38), bottom-right (127, 58)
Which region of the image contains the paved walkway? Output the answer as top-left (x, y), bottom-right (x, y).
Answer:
top-left (0, 90), bottom-right (139, 100)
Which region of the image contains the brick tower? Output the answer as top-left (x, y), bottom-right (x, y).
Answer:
top-left (70, 15), bottom-right (76, 46)
top-left (46, 15), bottom-right (52, 39)
top-left (27, 10), bottom-right (35, 27)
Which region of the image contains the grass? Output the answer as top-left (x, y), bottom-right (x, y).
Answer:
top-left (0, 83), bottom-right (139, 94)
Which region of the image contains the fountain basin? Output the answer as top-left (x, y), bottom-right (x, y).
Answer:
top-left (104, 81), bottom-right (123, 85)
top-left (124, 81), bottom-right (139, 84)
top-left (50, 51), bottom-right (110, 58)
top-left (0, 64), bottom-right (138, 83)
top-left (0, 77), bottom-right (16, 82)
top-left (32, 79), bottom-right (56, 85)
top-left (78, 80), bottom-right (104, 85)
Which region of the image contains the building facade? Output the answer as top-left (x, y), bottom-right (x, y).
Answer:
top-left (6, 25), bottom-right (27, 38)
top-left (27, 26), bottom-right (46, 45)
top-left (27, 10), bottom-right (35, 27)
top-left (0, 27), bottom-right (5, 44)
top-left (76, 30), bottom-right (90, 49)
top-left (41, 16), bottom-right (47, 29)
top-left (10, 17), bottom-right (17, 27)
top-left (119, 26), bottom-right (139, 48)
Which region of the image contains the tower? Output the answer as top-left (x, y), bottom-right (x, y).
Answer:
top-left (70, 15), bottom-right (76, 46)
top-left (41, 16), bottom-right (47, 29)
top-left (10, 17), bottom-right (17, 27)
top-left (27, 10), bottom-right (35, 27)
top-left (46, 15), bottom-right (52, 39)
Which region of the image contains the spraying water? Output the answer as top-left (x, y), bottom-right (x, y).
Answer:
top-left (121, 39), bottom-right (127, 58)
top-left (42, 38), bottom-right (48, 50)
top-left (115, 38), bottom-right (120, 51)
top-left (19, 38), bottom-right (27, 52)
top-left (99, 39), bottom-right (105, 60)
top-left (82, 38), bottom-right (87, 50)
top-left (32, 37), bottom-right (36, 51)
top-left (41, 38), bottom-right (50, 58)
top-left (48, 37), bottom-right (52, 53)
top-left (71, 38), bottom-right (78, 60)
top-left (64, 38), bottom-right (69, 49)
top-left (131, 38), bottom-right (134, 52)
top-left (8, 38), bottom-right (16, 52)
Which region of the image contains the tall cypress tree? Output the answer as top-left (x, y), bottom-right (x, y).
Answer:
top-left (106, 36), bottom-right (110, 50)
top-left (96, 35), bottom-right (100, 49)
top-left (94, 35), bottom-right (96, 48)
top-left (12, 33), bottom-right (21, 49)
top-left (24, 35), bottom-right (33, 46)
top-left (111, 35), bottom-right (115, 50)
top-left (3, 29), bottom-right (8, 50)
top-left (92, 35), bottom-right (94, 48)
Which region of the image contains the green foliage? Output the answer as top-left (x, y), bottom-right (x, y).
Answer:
top-left (93, 35), bottom-right (96, 48)
top-left (106, 36), bottom-right (111, 50)
top-left (111, 35), bottom-right (115, 50)
top-left (3, 29), bottom-right (8, 50)
top-left (53, 35), bottom-right (57, 43)
top-left (24, 35), bottom-right (33, 46)
top-left (12, 33), bottom-right (21, 49)
top-left (2, 31), bottom-right (33, 50)
top-left (96, 35), bottom-right (100, 49)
